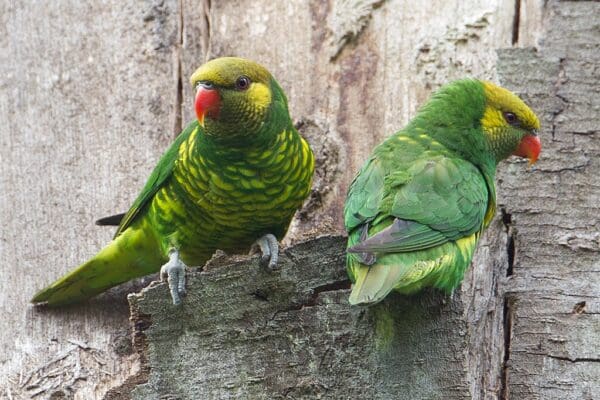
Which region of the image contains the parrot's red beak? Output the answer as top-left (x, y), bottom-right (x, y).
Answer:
top-left (195, 84), bottom-right (221, 127)
top-left (513, 133), bottom-right (541, 165)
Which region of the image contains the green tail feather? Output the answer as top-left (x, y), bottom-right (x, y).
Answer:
top-left (32, 225), bottom-right (164, 306)
top-left (348, 262), bottom-right (407, 306)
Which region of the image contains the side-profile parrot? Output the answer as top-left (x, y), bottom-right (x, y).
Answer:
top-left (344, 79), bottom-right (541, 305)
top-left (32, 57), bottom-right (315, 306)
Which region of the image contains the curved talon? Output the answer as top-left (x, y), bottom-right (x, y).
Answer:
top-left (252, 234), bottom-right (280, 270)
top-left (160, 249), bottom-right (187, 305)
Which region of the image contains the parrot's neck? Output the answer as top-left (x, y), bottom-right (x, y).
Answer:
top-left (407, 80), bottom-right (498, 175)
top-left (408, 124), bottom-right (497, 174)
top-left (196, 119), bottom-right (293, 163)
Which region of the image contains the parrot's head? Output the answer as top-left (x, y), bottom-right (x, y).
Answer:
top-left (411, 80), bottom-right (541, 169)
top-left (189, 57), bottom-right (289, 142)
top-left (479, 81), bottom-right (541, 165)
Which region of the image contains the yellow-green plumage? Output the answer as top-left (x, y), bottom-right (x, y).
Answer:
top-left (150, 124), bottom-right (313, 266)
top-left (32, 57), bottom-right (314, 306)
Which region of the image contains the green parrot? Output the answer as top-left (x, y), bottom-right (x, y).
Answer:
top-left (344, 79), bottom-right (541, 305)
top-left (32, 57), bottom-right (315, 306)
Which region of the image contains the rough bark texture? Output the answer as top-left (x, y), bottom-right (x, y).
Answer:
top-left (1, 0), bottom-right (597, 399)
top-left (124, 233), bottom-right (508, 399)
top-left (496, 2), bottom-right (600, 399)
top-left (0, 1), bottom-right (204, 398)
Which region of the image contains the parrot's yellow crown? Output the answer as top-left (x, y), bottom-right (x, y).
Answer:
top-left (190, 57), bottom-right (272, 88)
top-left (481, 81), bottom-right (540, 132)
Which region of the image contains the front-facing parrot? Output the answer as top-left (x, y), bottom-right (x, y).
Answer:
top-left (32, 57), bottom-right (315, 306)
top-left (344, 79), bottom-right (541, 305)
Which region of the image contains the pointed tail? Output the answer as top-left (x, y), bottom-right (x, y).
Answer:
top-left (32, 226), bottom-right (164, 306)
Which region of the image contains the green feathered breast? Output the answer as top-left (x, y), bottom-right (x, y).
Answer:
top-left (147, 120), bottom-right (314, 265)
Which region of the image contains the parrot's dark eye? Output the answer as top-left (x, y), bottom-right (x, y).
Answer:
top-left (235, 76), bottom-right (251, 91)
top-left (503, 112), bottom-right (519, 126)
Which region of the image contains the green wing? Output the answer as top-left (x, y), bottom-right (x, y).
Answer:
top-left (114, 121), bottom-right (199, 237)
top-left (346, 154), bottom-right (489, 254)
top-left (344, 156), bottom-right (387, 231)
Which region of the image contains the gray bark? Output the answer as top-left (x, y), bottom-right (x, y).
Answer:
top-left (1, 0), bottom-right (598, 399)
top-left (496, 2), bottom-right (600, 399)
top-left (121, 234), bottom-right (505, 399)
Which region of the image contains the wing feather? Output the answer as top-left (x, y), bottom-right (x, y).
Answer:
top-left (114, 121), bottom-right (199, 237)
top-left (347, 155), bottom-right (489, 254)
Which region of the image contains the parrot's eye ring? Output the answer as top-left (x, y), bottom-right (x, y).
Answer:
top-left (235, 76), bottom-right (251, 91)
top-left (503, 112), bottom-right (519, 126)
top-left (196, 81), bottom-right (214, 90)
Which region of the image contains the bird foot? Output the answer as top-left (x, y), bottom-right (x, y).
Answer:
top-left (160, 249), bottom-right (187, 305)
top-left (250, 234), bottom-right (280, 270)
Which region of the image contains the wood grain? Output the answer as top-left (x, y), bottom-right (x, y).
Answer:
top-left (0, 1), bottom-right (203, 398)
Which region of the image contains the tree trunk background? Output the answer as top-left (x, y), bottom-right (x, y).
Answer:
top-left (0, 0), bottom-right (597, 399)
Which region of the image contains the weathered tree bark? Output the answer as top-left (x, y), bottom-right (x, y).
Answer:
top-left (1, 0), bottom-right (597, 399)
top-left (116, 233), bottom-right (511, 399)
top-left (495, 3), bottom-right (600, 398)
top-left (0, 1), bottom-right (204, 398)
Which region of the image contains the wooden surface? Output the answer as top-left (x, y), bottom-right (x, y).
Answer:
top-left (0, 1), bottom-right (204, 398)
top-left (1, 0), bottom-right (597, 399)
top-left (121, 234), bottom-right (508, 399)
top-left (496, 2), bottom-right (600, 398)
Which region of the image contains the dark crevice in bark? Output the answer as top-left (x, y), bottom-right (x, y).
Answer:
top-left (173, 0), bottom-right (184, 137)
top-left (500, 207), bottom-right (515, 400)
top-left (506, 235), bottom-right (515, 276)
top-left (251, 289), bottom-right (270, 302)
top-left (551, 58), bottom-right (567, 142)
top-left (285, 279), bottom-right (352, 312)
top-left (256, 277), bottom-right (351, 321)
top-left (572, 301), bottom-right (586, 314)
top-left (500, 297), bottom-right (514, 400)
top-left (501, 208), bottom-right (515, 277)
top-left (536, 160), bottom-right (590, 174)
top-left (312, 279), bottom-right (352, 300)
top-left (501, 208), bottom-right (512, 226)
top-left (511, 0), bottom-right (520, 45)
top-left (500, 207), bottom-right (516, 399)
top-left (545, 355), bottom-right (600, 363)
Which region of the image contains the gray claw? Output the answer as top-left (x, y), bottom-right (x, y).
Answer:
top-left (160, 249), bottom-right (187, 305)
top-left (252, 234), bottom-right (280, 270)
